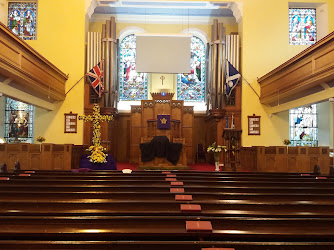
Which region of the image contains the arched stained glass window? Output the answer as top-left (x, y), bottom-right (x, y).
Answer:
top-left (119, 34), bottom-right (148, 101)
top-left (289, 8), bottom-right (316, 45)
top-left (5, 97), bottom-right (34, 143)
top-left (177, 36), bottom-right (206, 102)
top-left (8, 2), bottom-right (37, 40)
top-left (289, 104), bottom-right (318, 146)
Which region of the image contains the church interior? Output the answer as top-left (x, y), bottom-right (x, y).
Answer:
top-left (1, 0), bottom-right (334, 249)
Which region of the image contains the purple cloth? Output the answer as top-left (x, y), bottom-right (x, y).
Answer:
top-left (79, 154), bottom-right (117, 170)
top-left (157, 115), bottom-right (170, 129)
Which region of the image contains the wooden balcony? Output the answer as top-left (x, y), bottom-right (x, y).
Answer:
top-left (0, 22), bottom-right (68, 105)
top-left (258, 32), bottom-right (334, 107)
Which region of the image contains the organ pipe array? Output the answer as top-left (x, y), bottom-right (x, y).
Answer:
top-left (207, 19), bottom-right (240, 112)
top-left (86, 17), bottom-right (118, 109)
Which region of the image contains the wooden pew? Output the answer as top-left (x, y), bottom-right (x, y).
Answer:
top-left (1, 170), bottom-right (334, 249)
top-left (0, 240), bottom-right (334, 249)
top-left (1, 216), bottom-right (334, 242)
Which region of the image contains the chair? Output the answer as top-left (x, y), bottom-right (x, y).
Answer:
top-left (196, 144), bottom-right (206, 163)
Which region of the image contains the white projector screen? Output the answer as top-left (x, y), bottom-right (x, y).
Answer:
top-left (136, 33), bottom-right (191, 74)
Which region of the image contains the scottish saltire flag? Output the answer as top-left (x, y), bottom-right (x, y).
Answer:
top-left (86, 61), bottom-right (104, 97)
top-left (225, 60), bottom-right (241, 98)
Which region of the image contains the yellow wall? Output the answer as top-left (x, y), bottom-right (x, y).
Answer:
top-left (24, 0), bottom-right (86, 144)
top-left (0, 0), bottom-right (7, 24)
top-left (240, 0), bottom-right (333, 146)
top-left (4, 0), bottom-right (331, 146)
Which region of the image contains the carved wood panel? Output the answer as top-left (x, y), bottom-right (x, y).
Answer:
top-left (154, 100), bottom-right (171, 116)
top-left (30, 153), bottom-right (41, 170)
top-left (53, 154), bottom-right (64, 170)
top-left (171, 101), bottom-right (183, 121)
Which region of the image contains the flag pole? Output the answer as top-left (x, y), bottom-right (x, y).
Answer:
top-left (65, 75), bottom-right (85, 96)
top-left (225, 58), bottom-right (260, 99)
top-left (241, 75), bottom-right (260, 99)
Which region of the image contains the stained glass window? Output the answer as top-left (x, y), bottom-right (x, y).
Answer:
top-left (289, 8), bottom-right (316, 45)
top-left (4, 98), bottom-right (34, 143)
top-left (119, 34), bottom-right (148, 101)
top-left (8, 2), bottom-right (37, 40)
top-left (289, 104), bottom-right (318, 146)
top-left (177, 36), bottom-right (206, 102)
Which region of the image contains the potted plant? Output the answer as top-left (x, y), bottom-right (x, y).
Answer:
top-left (36, 136), bottom-right (46, 151)
top-left (207, 142), bottom-right (227, 171)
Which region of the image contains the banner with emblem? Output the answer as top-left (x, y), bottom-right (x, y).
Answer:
top-left (157, 115), bottom-right (170, 129)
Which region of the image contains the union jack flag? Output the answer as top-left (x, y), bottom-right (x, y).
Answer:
top-left (86, 61), bottom-right (104, 97)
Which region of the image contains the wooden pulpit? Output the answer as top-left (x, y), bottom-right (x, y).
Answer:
top-left (130, 92), bottom-right (193, 168)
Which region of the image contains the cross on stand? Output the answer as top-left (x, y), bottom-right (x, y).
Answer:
top-left (79, 104), bottom-right (113, 147)
top-left (160, 75), bottom-right (165, 85)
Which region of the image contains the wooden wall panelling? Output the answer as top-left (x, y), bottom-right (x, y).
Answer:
top-left (53, 154), bottom-right (64, 170)
top-left (52, 144), bottom-right (66, 170)
top-left (183, 107), bottom-right (194, 164)
top-left (256, 147), bottom-right (266, 171)
top-left (141, 101), bottom-right (154, 138)
top-left (297, 147), bottom-right (309, 172)
top-left (308, 147), bottom-right (320, 173)
top-left (19, 144), bottom-right (30, 169)
top-left (287, 147), bottom-right (298, 172)
top-left (0, 143), bottom-right (83, 170)
top-left (0, 144), bottom-right (6, 166)
top-left (275, 146), bottom-right (288, 172)
top-left (171, 101), bottom-right (183, 121)
top-left (240, 147), bottom-right (257, 171)
top-left (63, 144), bottom-right (74, 170)
top-left (307, 146), bottom-right (330, 174)
top-left (264, 147), bottom-right (277, 172)
top-left (29, 144), bottom-right (41, 170)
top-left (173, 138), bottom-right (187, 166)
top-left (193, 114), bottom-right (206, 163)
top-left (71, 145), bottom-right (88, 169)
top-left (109, 119), bottom-right (118, 159)
top-left (30, 153), bottom-right (41, 170)
top-left (130, 106), bottom-right (142, 163)
top-left (7, 144), bottom-right (20, 170)
top-left (41, 144), bottom-right (53, 170)
top-left (116, 114), bottom-right (130, 162)
top-left (319, 147), bottom-right (330, 174)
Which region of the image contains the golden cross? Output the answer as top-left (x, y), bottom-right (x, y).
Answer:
top-left (79, 104), bottom-right (113, 147)
top-left (160, 75), bottom-right (165, 85)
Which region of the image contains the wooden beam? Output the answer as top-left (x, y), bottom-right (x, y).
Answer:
top-left (263, 87), bottom-right (334, 114)
top-left (259, 31), bottom-right (334, 106)
top-left (0, 22), bottom-right (68, 102)
top-left (0, 82), bottom-right (56, 111)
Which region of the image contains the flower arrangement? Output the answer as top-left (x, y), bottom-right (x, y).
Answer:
top-left (283, 139), bottom-right (291, 146)
top-left (36, 136), bottom-right (46, 143)
top-left (207, 142), bottom-right (227, 162)
top-left (79, 104), bottom-right (113, 164)
top-left (86, 145), bottom-right (108, 164)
